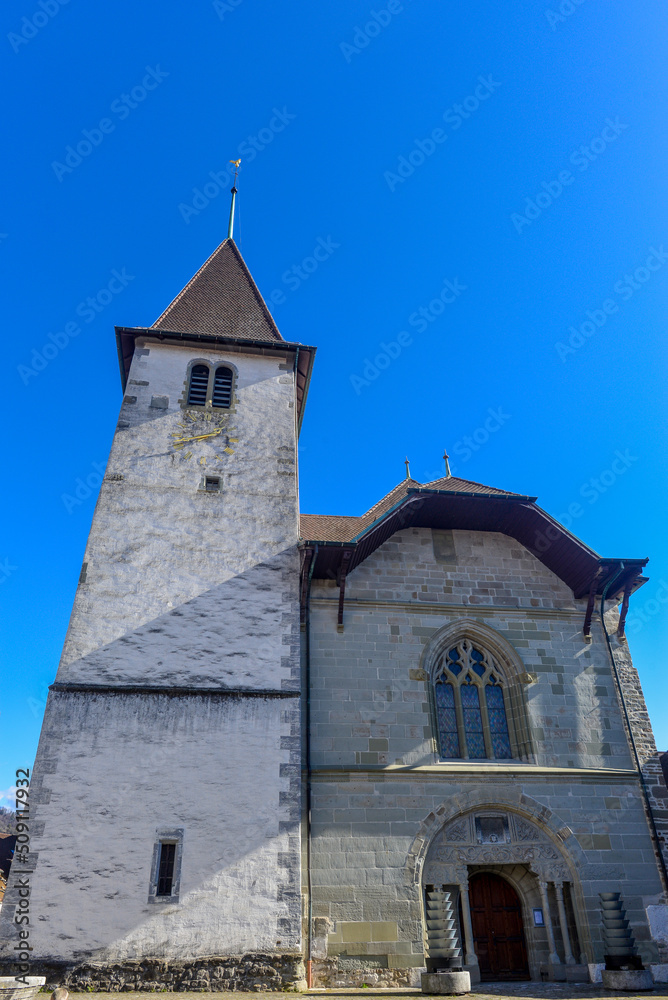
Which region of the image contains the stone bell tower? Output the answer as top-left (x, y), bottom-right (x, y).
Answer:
top-left (0, 237), bottom-right (316, 990)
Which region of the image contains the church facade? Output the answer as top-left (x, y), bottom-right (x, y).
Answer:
top-left (2, 238), bottom-right (668, 990)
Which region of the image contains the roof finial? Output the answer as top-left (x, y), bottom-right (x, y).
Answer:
top-left (443, 449), bottom-right (452, 477)
top-left (227, 159), bottom-right (241, 240)
top-left (404, 456), bottom-right (411, 480)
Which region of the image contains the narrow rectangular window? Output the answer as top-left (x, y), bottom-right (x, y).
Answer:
top-left (148, 828), bottom-right (184, 904)
top-left (156, 842), bottom-right (176, 896)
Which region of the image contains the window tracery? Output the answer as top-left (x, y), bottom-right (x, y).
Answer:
top-left (434, 639), bottom-right (512, 760)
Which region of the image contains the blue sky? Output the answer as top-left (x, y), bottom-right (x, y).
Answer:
top-left (2, 0), bottom-right (667, 801)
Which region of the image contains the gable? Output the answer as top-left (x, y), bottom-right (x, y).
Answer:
top-left (343, 527), bottom-right (576, 608)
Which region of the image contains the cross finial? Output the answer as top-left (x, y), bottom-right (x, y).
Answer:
top-left (405, 456), bottom-right (411, 480)
top-left (227, 159), bottom-right (241, 240)
top-left (443, 449), bottom-right (452, 477)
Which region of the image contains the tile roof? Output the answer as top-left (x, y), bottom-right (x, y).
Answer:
top-left (300, 475), bottom-right (523, 542)
top-left (153, 238), bottom-right (283, 343)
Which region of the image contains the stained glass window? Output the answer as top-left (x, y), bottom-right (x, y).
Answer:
top-left (486, 681), bottom-right (512, 758)
top-left (470, 647), bottom-right (486, 676)
top-left (461, 682), bottom-right (485, 758)
top-left (447, 648), bottom-right (462, 675)
top-left (435, 681), bottom-right (460, 757)
top-left (433, 638), bottom-right (516, 761)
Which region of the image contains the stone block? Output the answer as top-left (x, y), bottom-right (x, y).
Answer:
top-left (340, 921), bottom-right (372, 943)
top-left (370, 921), bottom-right (398, 941)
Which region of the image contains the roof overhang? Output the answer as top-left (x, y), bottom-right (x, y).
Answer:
top-left (115, 326), bottom-right (316, 432)
top-left (301, 488), bottom-right (648, 600)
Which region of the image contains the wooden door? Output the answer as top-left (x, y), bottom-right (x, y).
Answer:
top-left (469, 872), bottom-right (529, 980)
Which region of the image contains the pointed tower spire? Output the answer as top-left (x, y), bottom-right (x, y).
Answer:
top-left (443, 449), bottom-right (452, 477)
top-left (405, 456), bottom-right (411, 480)
top-left (227, 159), bottom-right (241, 240)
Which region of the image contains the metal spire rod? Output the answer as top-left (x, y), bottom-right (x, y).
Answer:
top-left (443, 449), bottom-right (452, 477)
top-left (227, 159), bottom-right (241, 240)
top-left (405, 456), bottom-right (411, 480)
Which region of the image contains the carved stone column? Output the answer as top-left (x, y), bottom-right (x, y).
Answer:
top-left (554, 882), bottom-right (576, 965)
top-left (538, 880), bottom-right (561, 965)
top-left (458, 880), bottom-right (479, 969)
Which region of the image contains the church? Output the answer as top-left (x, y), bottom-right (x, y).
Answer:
top-left (3, 233), bottom-right (668, 991)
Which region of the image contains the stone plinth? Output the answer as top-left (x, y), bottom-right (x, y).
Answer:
top-left (601, 969), bottom-right (654, 991)
top-left (421, 971), bottom-right (471, 994)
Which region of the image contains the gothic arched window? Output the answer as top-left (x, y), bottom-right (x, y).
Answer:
top-left (212, 366), bottom-right (233, 408)
top-left (187, 364), bottom-right (210, 406)
top-left (434, 640), bottom-right (512, 760)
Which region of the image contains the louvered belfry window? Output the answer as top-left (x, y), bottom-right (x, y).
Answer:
top-left (434, 640), bottom-right (512, 760)
top-left (156, 842), bottom-right (176, 896)
top-left (212, 366), bottom-right (233, 408)
top-left (187, 364), bottom-right (210, 406)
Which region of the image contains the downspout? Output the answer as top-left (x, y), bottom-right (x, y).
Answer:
top-left (600, 566), bottom-right (668, 895)
top-left (305, 544), bottom-right (318, 987)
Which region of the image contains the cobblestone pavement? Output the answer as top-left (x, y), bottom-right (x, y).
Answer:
top-left (63, 986), bottom-right (668, 1000)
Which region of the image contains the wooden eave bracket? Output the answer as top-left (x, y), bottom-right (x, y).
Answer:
top-left (617, 579), bottom-right (635, 640)
top-left (583, 569), bottom-right (602, 640)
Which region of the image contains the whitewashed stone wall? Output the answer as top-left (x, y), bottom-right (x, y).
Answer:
top-left (0, 339), bottom-right (303, 972)
top-left (58, 341), bottom-right (299, 687)
top-left (14, 691), bottom-right (301, 962)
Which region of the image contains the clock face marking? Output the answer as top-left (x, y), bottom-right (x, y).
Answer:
top-left (170, 410), bottom-right (238, 471)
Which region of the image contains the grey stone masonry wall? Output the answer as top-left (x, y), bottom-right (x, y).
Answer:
top-left (602, 607), bottom-right (668, 889)
top-left (308, 775), bottom-right (663, 975)
top-left (341, 527), bottom-right (577, 609)
top-left (309, 529), bottom-right (636, 773)
top-left (306, 525), bottom-right (666, 984)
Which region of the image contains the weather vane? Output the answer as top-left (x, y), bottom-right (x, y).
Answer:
top-left (227, 159), bottom-right (241, 239)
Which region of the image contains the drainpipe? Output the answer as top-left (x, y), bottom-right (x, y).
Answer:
top-left (600, 565), bottom-right (668, 895)
top-left (304, 544), bottom-right (318, 988)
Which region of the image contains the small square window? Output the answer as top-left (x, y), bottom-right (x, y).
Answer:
top-left (204, 476), bottom-right (221, 493)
